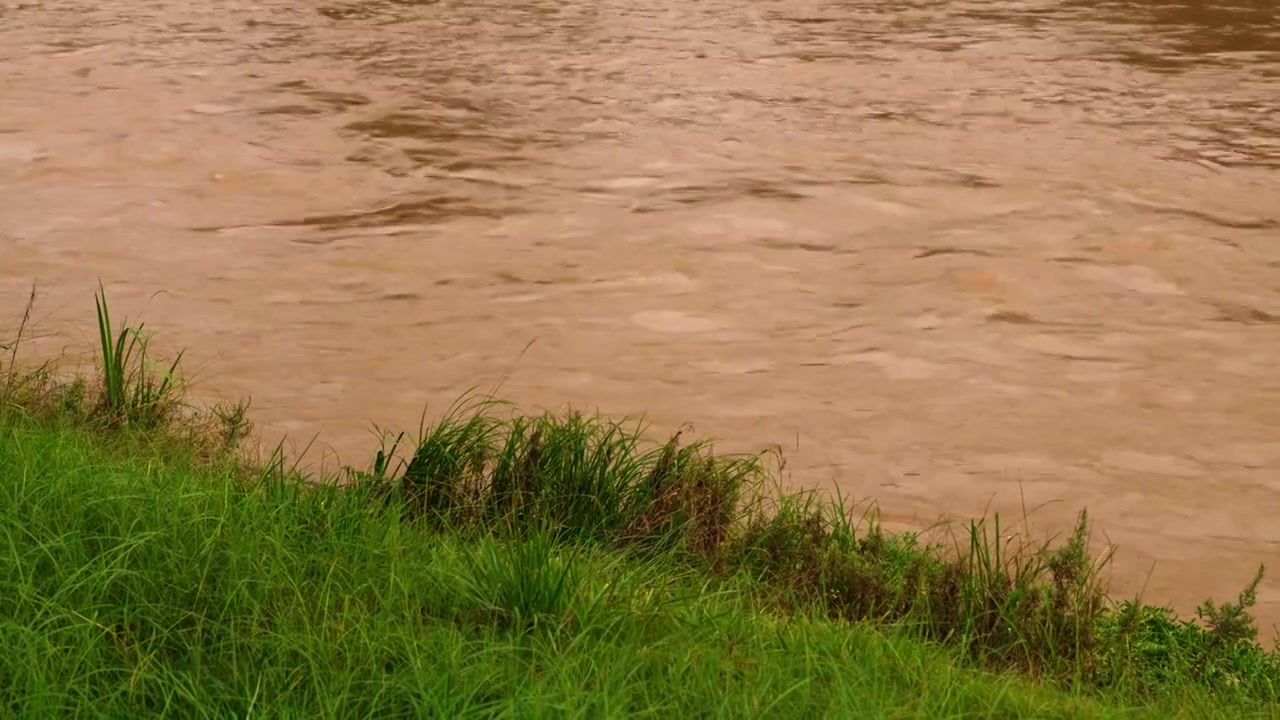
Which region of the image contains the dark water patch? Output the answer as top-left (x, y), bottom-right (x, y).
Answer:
top-left (1211, 301), bottom-right (1280, 325)
top-left (346, 113), bottom-right (480, 141)
top-left (915, 247), bottom-right (997, 260)
top-left (754, 238), bottom-right (843, 254)
top-left (1067, 0), bottom-right (1280, 58)
top-left (253, 84), bottom-right (372, 117)
top-left (630, 178), bottom-right (810, 212)
top-left (193, 196), bottom-right (520, 234)
top-left (272, 197), bottom-right (514, 230)
top-left (777, 16), bottom-right (841, 26)
top-left (988, 310), bottom-right (1038, 325)
top-left (306, 90), bottom-right (372, 110)
top-left (318, 5), bottom-right (382, 21)
top-left (259, 104), bottom-right (326, 117)
top-left (1128, 203), bottom-right (1278, 231)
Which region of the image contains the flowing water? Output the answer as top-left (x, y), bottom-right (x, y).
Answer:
top-left (2, 0), bottom-right (1278, 621)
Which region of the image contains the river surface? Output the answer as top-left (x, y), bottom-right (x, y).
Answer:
top-left (2, 0), bottom-right (1279, 622)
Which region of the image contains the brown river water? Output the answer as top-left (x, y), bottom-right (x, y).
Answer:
top-left (2, 0), bottom-right (1278, 622)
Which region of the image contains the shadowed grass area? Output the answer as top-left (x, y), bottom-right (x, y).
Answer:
top-left (2, 289), bottom-right (1279, 717)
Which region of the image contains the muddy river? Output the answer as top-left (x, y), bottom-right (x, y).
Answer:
top-left (2, 0), bottom-right (1278, 622)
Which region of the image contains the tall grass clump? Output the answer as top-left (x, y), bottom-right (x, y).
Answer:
top-left (724, 488), bottom-right (1109, 675)
top-left (354, 402), bottom-right (757, 557)
top-left (92, 284), bottom-right (185, 428)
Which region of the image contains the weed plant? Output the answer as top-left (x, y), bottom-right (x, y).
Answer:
top-left (93, 283), bottom-right (185, 428)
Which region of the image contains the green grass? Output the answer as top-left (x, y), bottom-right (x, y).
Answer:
top-left (92, 282), bottom-right (185, 429)
top-left (2, 290), bottom-right (1279, 718)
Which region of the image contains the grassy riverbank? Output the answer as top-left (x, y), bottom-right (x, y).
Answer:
top-left (2, 291), bottom-right (1278, 717)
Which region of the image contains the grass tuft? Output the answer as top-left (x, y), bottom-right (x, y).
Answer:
top-left (358, 403), bottom-right (760, 558)
top-left (92, 284), bottom-right (185, 429)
